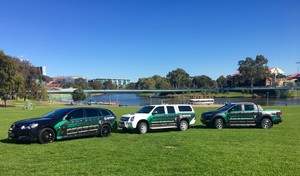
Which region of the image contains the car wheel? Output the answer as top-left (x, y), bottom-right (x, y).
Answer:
top-left (179, 120), bottom-right (189, 131)
top-left (38, 128), bottom-right (55, 144)
top-left (137, 122), bottom-right (148, 134)
top-left (100, 124), bottom-right (111, 137)
top-left (261, 118), bottom-right (273, 129)
top-left (214, 118), bottom-right (224, 129)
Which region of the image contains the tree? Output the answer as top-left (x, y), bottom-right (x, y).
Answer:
top-left (126, 82), bottom-right (137, 89)
top-left (71, 88), bottom-right (86, 102)
top-left (166, 68), bottom-right (192, 89)
top-left (15, 58), bottom-right (44, 101)
top-left (74, 78), bottom-right (88, 89)
top-left (88, 81), bottom-right (104, 89)
top-left (238, 55), bottom-right (269, 88)
top-left (103, 79), bottom-right (117, 89)
top-left (12, 72), bottom-right (25, 99)
top-left (0, 50), bottom-right (48, 102)
top-left (136, 78), bottom-right (156, 90)
top-left (192, 75), bottom-right (214, 88)
top-left (152, 75), bottom-right (171, 89)
top-left (216, 75), bottom-right (227, 88)
top-left (0, 51), bottom-right (18, 106)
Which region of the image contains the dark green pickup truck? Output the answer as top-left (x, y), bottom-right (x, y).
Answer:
top-left (201, 102), bottom-right (282, 129)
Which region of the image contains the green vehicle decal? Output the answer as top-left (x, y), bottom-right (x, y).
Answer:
top-left (54, 120), bottom-right (68, 139)
top-left (53, 116), bottom-right (115, 139)
top-left (146, 112), bottom-right (195, 125)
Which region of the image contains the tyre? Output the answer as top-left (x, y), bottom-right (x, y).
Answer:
top-left (99, 124), bottom-right (111, 137)
top-left (178, 120), bottom-right (189, 131)
top-left (137, 122), bottom-right (148, 134)
top-left (214, 118), bottom-right (224, 129)
top-left (38, 128), bottom-right (55, 144)
top-left (260, 118), bottom-right (273, 129)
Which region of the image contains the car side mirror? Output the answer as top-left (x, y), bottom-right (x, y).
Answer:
top-left (65, 115), bottom-right (72, 120)
top-left (152, 111), bottom-right (158, 115)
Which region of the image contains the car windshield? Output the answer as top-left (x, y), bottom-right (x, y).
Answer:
top-left (218, 104), bottom-right (235, 111)
top-left (136, 106), bottom-right (155, 113)
top-left (42, 108), bottom-right (71, 119)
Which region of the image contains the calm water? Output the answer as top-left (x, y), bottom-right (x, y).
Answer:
top-left (85, 93), bottom-right (300, 106)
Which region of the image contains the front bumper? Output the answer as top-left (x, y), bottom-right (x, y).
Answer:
top-left (8, 129), bottom-right (37, 142)
top-left (201, 116), bottom-right (210, 124)
top-left (273, 116), bottom-right (283, 124)
top-left (118, 121), bottom-right (134, 129)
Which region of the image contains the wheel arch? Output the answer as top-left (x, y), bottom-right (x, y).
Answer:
top-left (212, 116), bottom-right (226, 126)
top-left (259, 115), bottom-right (272, 123)
top-left (179, 118), bottom-right (190, 126)
top-left (259, 116), bottom-right (273, 128)
top-left (137, 119), bottom-right (149, 128)
top-left (38, 126), bottom-right (57, 138)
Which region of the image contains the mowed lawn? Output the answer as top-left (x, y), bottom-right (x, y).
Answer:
top-left (0, 105), bottom-right (299, 176)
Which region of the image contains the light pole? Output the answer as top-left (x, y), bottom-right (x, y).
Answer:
top-left (296, 62), bottom-right (300, 98)
top-left (266, 92), bottom-right (269, 106)
top-left (296, 62), bottom-right (300, 74)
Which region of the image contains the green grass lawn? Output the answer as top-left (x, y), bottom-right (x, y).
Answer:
top-left (0, 105), bottom-right (299, 175)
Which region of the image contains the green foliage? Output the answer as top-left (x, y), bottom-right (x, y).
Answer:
top-left (167, 68), bottom-right (192, 89)
top-left (275, 89), bottom-right (281, 98)
top-left (0, 51), bottom-right (45, 102)
top-left (192, 75), bottom-right (214, 88)
top-left (88, 81), bottom-right (104, 89)
top-left (216, 75), bottom-right (227, 88)
top-left (0, 105), bottom-right (299, 175)
top-left (136, 78), bottom-right (156, 89)
top-left (103, 79), bottom-right (117, 89)
top-left (238, 55), bottom-right (269, 88)
top-left (135, 75), bottom-right (171, 90)
top-left (71, 88), bottom-right (86, 102)
top-left (74, 78), bottom-right (88, 88)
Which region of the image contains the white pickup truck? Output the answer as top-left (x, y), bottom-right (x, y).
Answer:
top-left (118, 104), bottom-right (196, 134)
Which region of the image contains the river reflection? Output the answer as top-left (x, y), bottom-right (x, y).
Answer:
top-left (87, 93), bottom-right (300, 106)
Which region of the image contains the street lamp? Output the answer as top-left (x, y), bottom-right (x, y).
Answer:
top-left (266, 92), bottom-right (269, 106)
top-left (296, 62), bottom-right (300, 97)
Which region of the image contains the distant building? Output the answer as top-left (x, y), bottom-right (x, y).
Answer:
top-left (58, 76), bottom-right (87, 83)
top-left (37, 66), bottom-right (47, 76)
top-left (46, 76), bottom-right (87, 90)
top-left (89, 78), bottom-right (131, 87)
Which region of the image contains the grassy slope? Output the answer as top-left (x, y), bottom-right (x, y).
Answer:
top-left (0, 105), bottom-right (299, 176)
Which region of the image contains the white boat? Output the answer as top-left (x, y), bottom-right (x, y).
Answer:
top-left (189, 98), bottom-right (214, 105)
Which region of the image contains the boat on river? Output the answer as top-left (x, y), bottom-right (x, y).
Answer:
top-left (189, 98), bottom-right (215, 105)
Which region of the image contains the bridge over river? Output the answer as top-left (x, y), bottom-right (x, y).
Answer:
top-left (47, 86), bottom-right (300, 96)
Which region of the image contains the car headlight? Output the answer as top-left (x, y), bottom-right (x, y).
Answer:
top-left (21, 123), bottom-right (39, 130)
top-left (130, 116), bottom-right (135, 121)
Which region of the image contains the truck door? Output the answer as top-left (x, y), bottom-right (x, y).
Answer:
top-left (242, 104), bottom-right (258, 124)
top-left (227, 104), bottom-right (243, 124)
top-left (150, 106), bottom-right (166, 127)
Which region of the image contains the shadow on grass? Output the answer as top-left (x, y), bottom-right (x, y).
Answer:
top-left (190, 125), bottom-right (209, 129)
top-left (0, 138), bottom-right (33, 145)
top-left (191, 125), bottom-right (262, 130)
top-left (115, 125), bottom-right (211, 134)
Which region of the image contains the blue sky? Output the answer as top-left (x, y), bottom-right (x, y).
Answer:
top-left (1, 0), bottom-right (300, 81)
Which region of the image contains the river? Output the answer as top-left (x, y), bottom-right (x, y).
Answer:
top-left (83, 93), bottom-right (300, 106)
